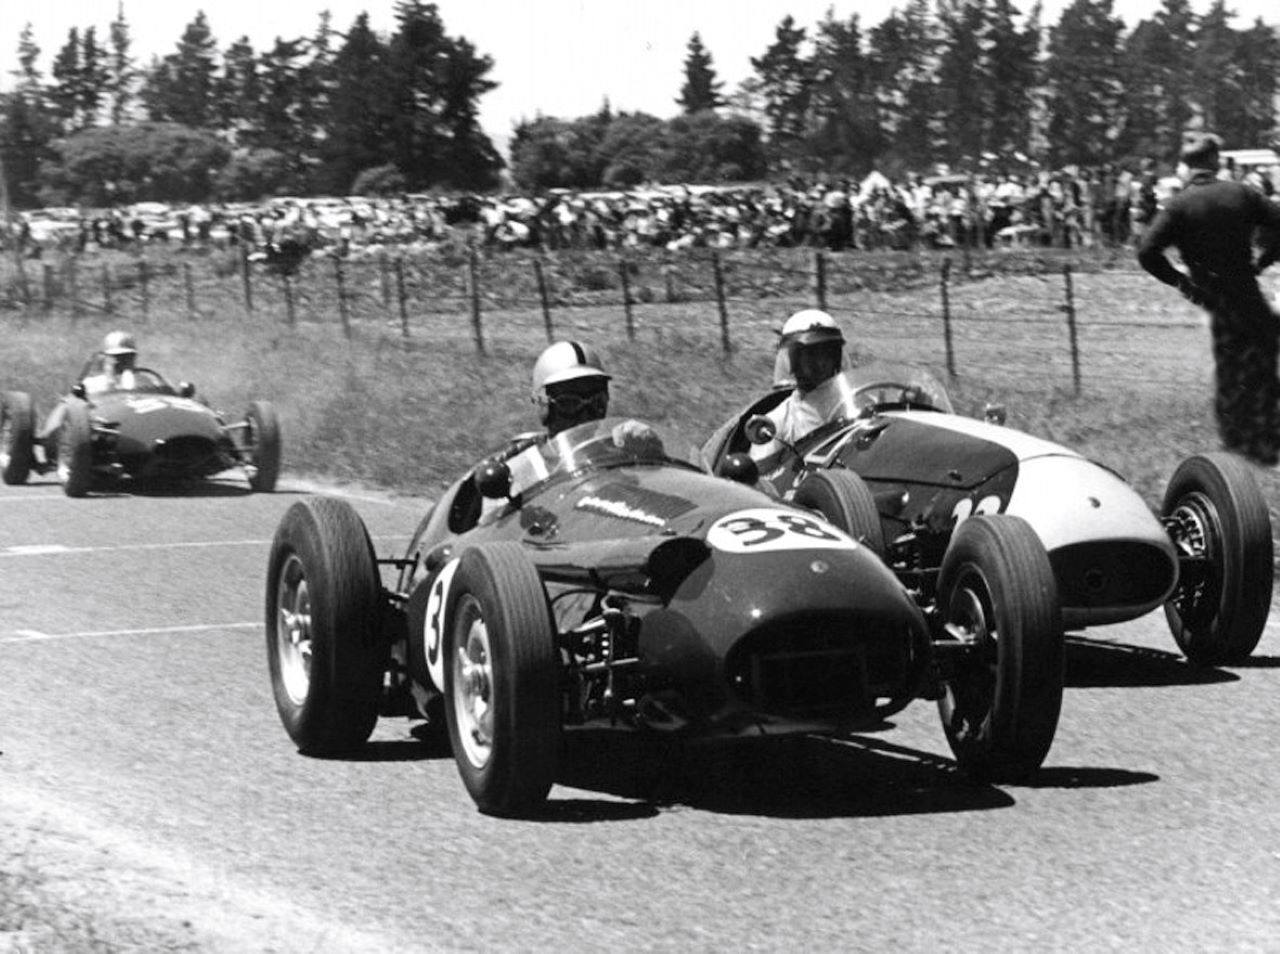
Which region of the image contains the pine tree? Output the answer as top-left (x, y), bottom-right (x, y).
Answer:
top-left (806, 10), bottom-right (881, 175)
top-left (677, 33), bottom-right (725, 114)
top-left (750, 15), bottom-right (812, 152)
top-left (140, 12), bottom-right (219, 127)
top-left (106, 4), bottom-right (137, 125)
top-left (1043, 0), bottom-right (1125, 167)
top-left (986, 0), bottom-right (1041, 162)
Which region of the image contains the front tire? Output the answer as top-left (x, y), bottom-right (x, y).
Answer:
top-left (936, 515), bottom-right (1064, 783)
top-left (792, 468), bottom-right (886, 556)
top-left (58, 401), bottom-right (94, 498)
top-left (0, 391), bottom-right (35, 485)
top-left (443, 542), bottom-right (560, 817)
top-left (266, 497), bottom-right (386, 754)
top-left (245, 400), bottom-right (282, 492)
top-left (1162, 452), bottom-right (1273, 665)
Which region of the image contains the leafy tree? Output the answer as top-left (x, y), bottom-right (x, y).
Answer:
top-left (106, 7), bottom-right (137, 125)
top-left (1042, 0), bottom-right (1126, 167)
top-left (677, 33), bottom-right (725, 114)
top-left (351, 163), bottom-right (407, 196)
top-left (597, 112), bottom-right (667, 187)
top-left (213, 147), bottom-right (297, 201)
top-left (804, 10), bottom-right (882, 175)
top-left (139, 12), bottom-right (219, 127)
top-left (509, 114), bottom-right (610, 190)
top-left (214, 37), bottom-right (261, 140)
top-left (660, 111), bottom-right (767, 182)
top-left (38, 122), bottom-right (229, 205)
top-left (750, 16), bottom-right (813, 157)
top-left (986, 0), bottom-right (1042, 162)
top-left (319, 12), bottom-right (392, 195)
top-left (256, 37), bottom-right (311, 155)
top-left (1234, 18), bottom-right (1280, 147)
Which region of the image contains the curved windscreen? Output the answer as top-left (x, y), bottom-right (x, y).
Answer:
top-left (534, 418), bottom-right (705, 481)
top-left (843, 362), bottom-right (955, 415)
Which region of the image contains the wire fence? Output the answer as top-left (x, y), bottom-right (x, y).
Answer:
top-left (1, 242), bottom-right (1235, 397)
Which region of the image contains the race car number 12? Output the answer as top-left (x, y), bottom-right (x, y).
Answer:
top-left (707, 508), bottom-right (855, 554)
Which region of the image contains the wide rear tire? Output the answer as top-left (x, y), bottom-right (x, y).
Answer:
top-left (246, 400), bottom-right (282, 492)
top-left (266, 497), bottom-right (386, 754)
top-left (58, 401), bottom-right (94, 498)
top-left (1161, 452), bottom-right (1273, 665)
top-left (792, 468), bottom-right (886, 556)
top-left (1, 391), bottom-right (35, 485)
top-left (443, 542), bottom-right (560, 817)
top-left (936, 514), bottom-right (1064, 783)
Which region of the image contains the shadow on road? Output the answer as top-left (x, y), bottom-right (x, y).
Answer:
top-left (553, 730), bottom-right (1015, 819)
top-left (1012, 766), bottom-right (1159, 789)
top-left (1228, 653), bottom-right (1280, 669)
top-left (1064, 635), bottom-right (1238, 688)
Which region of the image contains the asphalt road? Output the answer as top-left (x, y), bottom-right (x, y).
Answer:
top-left (2, 471), bottom-right (1278, 953)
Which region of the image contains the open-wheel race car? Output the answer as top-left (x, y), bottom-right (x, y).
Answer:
top-left (265, 416), bottom-right (1067, 817)
top-left (703, 361), bottom-right (1274, 668)
top-left (0, 368), bottom-right (281, 497)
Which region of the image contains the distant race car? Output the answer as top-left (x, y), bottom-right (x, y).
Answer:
top-left (265, 416), bottom-right (1067, 817)
top-left (703, 362), bottom-right (1274, 667)
top-left (0, 367), bottom-right (281, 497)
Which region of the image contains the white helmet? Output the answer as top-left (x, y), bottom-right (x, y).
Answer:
top-left (102, 330), bottom-right (138, 356)
top-left (530, 341), bottom-right (610, 400)
top-left (779, 309), bottom-right (844, 348)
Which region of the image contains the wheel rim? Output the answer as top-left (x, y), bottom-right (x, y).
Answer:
top-left (942, 569), bottom-right (998, 743)
top-left (0, 410), bottom-right (13, 468)
top-left (245, 413), bottom-right (261, 464)
top-left (275, 553), bottom-right (313, 706)
top-left (1166, 493), bottom-right (1223, 631)
top-left (452, 594), bottom-right (495, 770)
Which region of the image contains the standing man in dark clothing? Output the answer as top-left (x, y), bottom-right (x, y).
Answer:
top-left (1138, 134), bottom-right (1280, 466)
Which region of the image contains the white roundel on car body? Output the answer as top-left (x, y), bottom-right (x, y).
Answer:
top-left (422, 557), bottom-right (462, 691)
top-left (707, 508), bottom-right (858, 554)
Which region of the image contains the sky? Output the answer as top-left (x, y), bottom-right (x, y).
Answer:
top-left (3, 0), bottom-right (1279, 143)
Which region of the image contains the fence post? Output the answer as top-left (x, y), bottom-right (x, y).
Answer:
top-left (940, 257), bottom-right (956, 378)
top-left (283, 273), bottom-right (295, 327)
top-left (468, 244), bottom-right (485, 355)
top-left (102, 264), bottom-right (113, 315)
top-left (712, 250), bottom-right (731, 353)
top-left (184, 261), bottom-right (196, 320)
top-left (395, 257), bottom-right (409, 338)
top-left (380, 251), bottom-right (392, 308)
top-left (619, 255), bottom-right (635, 341)
top-left (334, 256), bottom-right (351, 339)
top-left (1063, 265), bottom-right (1081, 396)
top-left (41, 262), bottom-right (53, 314)
top-left (241, 248), bottom-right (253, 314)
top-left (814, 251), bottom-right (827, 311)
top-left (68, 257), bottom-right (81, 321)
top-left (533, 257), bottom-right (553, 341)
top-left (663, 251), bottom-right (676, 303)
top-left (139, 258), bottom-right (150, 323)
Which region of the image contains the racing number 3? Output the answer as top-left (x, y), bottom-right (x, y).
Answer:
top-left (720, 512), bottom-right (841, 547)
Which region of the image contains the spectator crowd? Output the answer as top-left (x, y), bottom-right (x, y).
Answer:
top-left (7, 156), bottom-right (1279, 263)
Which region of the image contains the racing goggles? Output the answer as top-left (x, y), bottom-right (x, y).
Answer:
top-left (546, 390), bottom-right (608, 418)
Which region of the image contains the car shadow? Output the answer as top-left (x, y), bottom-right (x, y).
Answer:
top-left (554, 730), bottom-right (1016, 819)
top-left (1064, 635), bottom-right (1238, 688)
top-left (1228, 653), bottom-right (1280, 669)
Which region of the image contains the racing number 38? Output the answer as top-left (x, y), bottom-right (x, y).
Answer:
top-left (707, 508), bottom-right (855, 554)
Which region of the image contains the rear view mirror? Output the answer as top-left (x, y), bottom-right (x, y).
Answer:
top-left (743, 414), bottom-right (777, 446)
top-left (178, 381), bottom-right (196, 398)
top-left (984, 403), bottom-right (1007, 426)
top-left (474, 460), bottom-right (512, 500)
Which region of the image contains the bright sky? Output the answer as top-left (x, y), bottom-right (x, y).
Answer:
top-left (3, 0), bottom-right (1278, 142)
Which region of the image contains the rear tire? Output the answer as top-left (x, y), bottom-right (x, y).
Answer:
top-left (246, 400), bottom-right (282, 492)
top-left (266, 497), bottom-right (386, 754)
top-left (1, 391), bottom-right (35, 485)
top-left (1162, 452), bottom-right (1273, 664)
top-left (58, 401), bottom-right (94, 498)
top-left (936, 515), bottom-right (1064, 783)
top-left (443, 542), bottom-right (560, 817)
top-left (792, 468), bottom-right (885, 556)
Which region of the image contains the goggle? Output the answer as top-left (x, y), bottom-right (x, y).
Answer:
top-left (546, 391), bottom-right (608, 417)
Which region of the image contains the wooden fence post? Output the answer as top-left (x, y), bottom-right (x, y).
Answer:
top-left (283, 273), bottom-right (295, 327)
top-left (663, 251), bottom-right (676, 303)
top-left (395, 257), bottom-right (409, 338)
top-left (1063, 265), bottom-right (1081, 396)
top-left (184, 261), bottom-right (196, 320)
top-left (139, 258), bottom-right (150, 323)
top-left (334, 256), bottom-right (351, 339)
top-left (814, 251), bottom-right (827, 311)
top-left (380, 252), bottom-right (392, 308)
top-left (68, 257), bottom-right (80, 321)
top-left (41, 262), bottom-right (53, 314)
top-left (534, 257), bottom-right (553, 341)
top-left (241, 248), bottom-right (253, 314)
top-left (619, 255), bottom-right (635, 341)
top-left (940, 257), bottom-right (955, 378)
top-left (712, 250), bottom-right (731, 353)
top-left (102, 264), bottom-right (113, 315)
top-left (468, 245), bottom-right (485, 355)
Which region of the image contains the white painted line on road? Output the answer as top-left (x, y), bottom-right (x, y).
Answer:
top-left (1, 535), bottom-right (411, 557)
top-left (0, 622), bottom-right (262, 644)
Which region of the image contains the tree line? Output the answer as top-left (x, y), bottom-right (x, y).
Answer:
top-left (2, 0), bottom-right (1279, 209)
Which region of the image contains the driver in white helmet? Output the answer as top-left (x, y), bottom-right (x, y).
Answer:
top-left (33, 330), bottom-right (141, 464)
top-left (749, 309), bottom-right (848, 463)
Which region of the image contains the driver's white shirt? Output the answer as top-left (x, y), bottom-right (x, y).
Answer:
top-left (750, 375), bottom-right (847, 460)
top-left (82, 369), bottom-right (135, 397)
